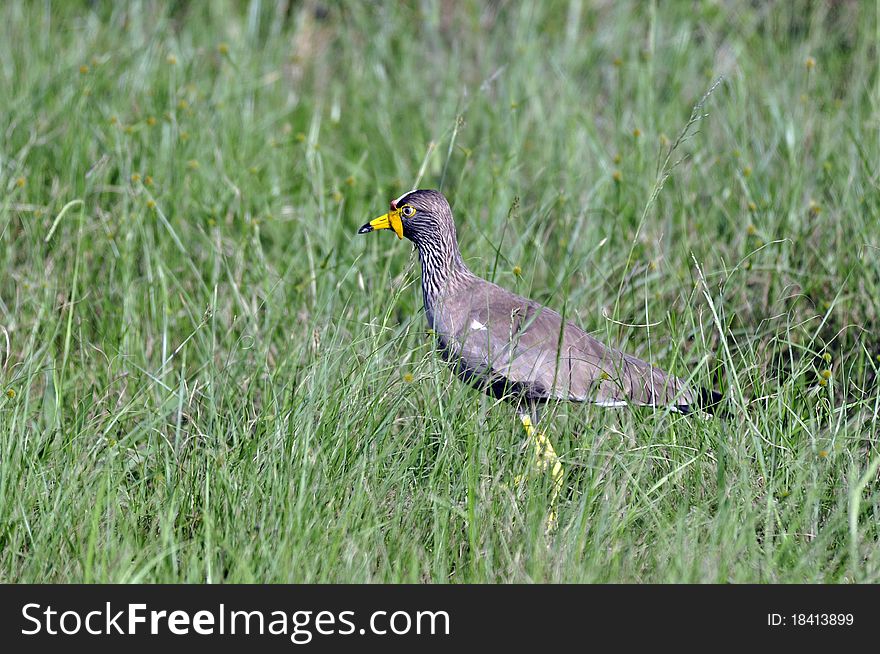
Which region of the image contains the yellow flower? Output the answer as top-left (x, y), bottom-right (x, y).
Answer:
top-left (402, 373), bottom-right (414, 383)
top-left (144, 175), bottom-right (154, 186)
top-left (818, 378), bottom-right (828, 387)
top-left (79, 64), bottom-right (89, 74)
top-left (613, 153), bottom-right (621, 164)
top-left (747, 201), bottom-right (757, 212)
top-left (742, 166), bottom-right (752, 177)
top-left (177, 99), bottom-right (189, 111)
top-left (180, 131), bottom-right (189, 142)
top-left (809, 200), bottom-right (821, 216)
top-left (146, 116), bottom-right (157, 126)
top-left (632, 128), bottom-right (642, 138)
top-left (167, 55), bottom-right (178, 65)
top-left (746, 224), bottom-right (757, 236)
top-left (15, 176), bottom-right (26, 188)
top-left (820, 369), bottom-right (831, 380)
top-left (296, 132), bottom-right (306, 142)
top-left (187, 159), bottom-right (199, 170)
top-left (146, 199), bottom-right (156, 209)
top-left (345, 175), bottom-right (355, 187)
top-left (110, 116), bottom-right (118, 125)
top-left (805, 56), bottom-right (816, 70)
top-left (612, 170), bottom-right (622, 183)
top-left (818, 449), bottom-right (828, 458)
top-left (822, 352), bottom-right (832, 363)
top-left (332, 190), bottom-right (343, 203)
top-left (513, 265), bottom-right (522, 277)
top-left (5, 388), bottom-right (15, 399)
top-left (612, 57), bottom-right (622, 67)
top-left (218, 42), bottom-right (229, 55)
top-left (131, 173), bottom-right (141, 183)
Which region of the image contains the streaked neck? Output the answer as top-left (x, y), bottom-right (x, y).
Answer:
top-left (414, 230), bottom-right (474, 324)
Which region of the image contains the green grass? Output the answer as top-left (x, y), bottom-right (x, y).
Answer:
top-left (2, 0), bottom-right (880, 583)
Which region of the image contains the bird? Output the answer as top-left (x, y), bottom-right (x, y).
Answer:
top-left (358, 189), bottom-right (720, 528)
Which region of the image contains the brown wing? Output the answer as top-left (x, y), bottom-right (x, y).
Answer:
top-left (434, 281), bottom-right (694, 407)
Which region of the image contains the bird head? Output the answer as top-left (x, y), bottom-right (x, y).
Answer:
top-left (357, 190), bottom-right (451, 244)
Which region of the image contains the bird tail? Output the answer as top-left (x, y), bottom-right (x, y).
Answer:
top-left (677, 387), bottom-right (724, 416)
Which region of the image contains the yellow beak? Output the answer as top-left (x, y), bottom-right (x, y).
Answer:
top-left (357, 208), bottom-right (404, 239)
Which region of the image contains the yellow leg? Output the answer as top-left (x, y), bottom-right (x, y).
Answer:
top-left (519, 414), bottom-right (564, 532)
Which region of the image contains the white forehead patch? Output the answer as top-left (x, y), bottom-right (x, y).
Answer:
top-left (391, 191), bottom-right (413, 208)
top-left (469, 319), bottom-right (488, 331)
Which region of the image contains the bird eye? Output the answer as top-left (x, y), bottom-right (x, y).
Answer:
top-left (401, 205), bottom-right (415, 217)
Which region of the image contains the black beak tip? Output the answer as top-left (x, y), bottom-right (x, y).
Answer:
top-left (357, 224), bottom-right (373, 235)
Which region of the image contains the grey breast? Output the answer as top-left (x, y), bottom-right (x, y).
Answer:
top-left (431, 279), bottom-right (694, 407)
